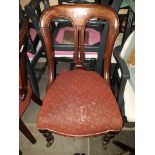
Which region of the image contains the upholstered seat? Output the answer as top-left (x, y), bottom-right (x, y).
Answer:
top-left (36, 4), bottom-right (123, 146)
top-left (37, 69), bottom-right (122, 137)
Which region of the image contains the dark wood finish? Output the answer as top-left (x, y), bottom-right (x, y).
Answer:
top-left (19, 19), bottom-right (29, 100)
top-left (19, 19), bottom-right (42, 144)
top-left (24, 0), bottom-right (50, 98)
top-left (102, 132), bottom-right (116, 149)
top-left (25, 0), bottom-right (50, 31)
top-left (25, 0), bottom-right (123, 77)
top-left (31, 92), bottom-right (42, 105)
top-left (39, 4), bottom-right (119, 88)
top-left (19, 119), bottom-right (36, 144)
top-left (111, 46), bottom-right (130, 118)
top-left (110, 7), bottom-right (134, 118)
top-left (19, 150), bottom-right (22, 155)
top-left (121, 7), bottom-right (135, 45)
top-left (113, 140), bottom-right (135, 155)
top-left (56, 1), bottom-right (123, 75)
top-left (37, 5), bottom-right (123, 148)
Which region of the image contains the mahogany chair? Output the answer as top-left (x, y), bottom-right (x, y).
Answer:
top-left (36, 4), bottom-right (123, 148)
top-left (19, 18), bottom-right (42, 144)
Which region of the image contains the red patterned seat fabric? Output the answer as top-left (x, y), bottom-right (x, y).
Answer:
top-left (37, 69), bottom-right (122, 137)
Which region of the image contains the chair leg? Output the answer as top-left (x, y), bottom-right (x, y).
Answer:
top-left (26, 58), bottom-right (40, 98)
top-left (39, 129), bottom-right (54, 147)
top-left (31, 92), bottom-right (42, 106)
top-left (113, 140), bottom-right (135, 155)
top-left (19, 150), bottom-right (22, 155)
top-left (19, 119), bottom-right (36, 144)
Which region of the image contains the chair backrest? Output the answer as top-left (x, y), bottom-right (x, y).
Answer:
top-left (39, 4), bottom-right (119, 86)
top-left (25, 0), bottom-right (50, 31)
top-left (19, 19), bottom-right (29, 100)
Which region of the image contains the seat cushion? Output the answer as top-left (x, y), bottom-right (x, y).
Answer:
top-left (37, 69), bottom-right (122, 137)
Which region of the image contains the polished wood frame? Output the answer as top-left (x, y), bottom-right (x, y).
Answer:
top-left (38, 4), bottom-right (120, 147)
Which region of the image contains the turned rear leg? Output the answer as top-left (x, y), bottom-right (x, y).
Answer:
top-left (31, 92), bottom-right (42, 106)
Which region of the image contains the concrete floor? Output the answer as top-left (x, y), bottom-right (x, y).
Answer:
top-left (20, 33), bottom-right (135, 155)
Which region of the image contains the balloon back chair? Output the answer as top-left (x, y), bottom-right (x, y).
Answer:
top-left (36, 4), bottom-right (123, 148)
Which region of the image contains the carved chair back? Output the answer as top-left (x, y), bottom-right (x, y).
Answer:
top-left (39, 4), bottom-right (119, 88)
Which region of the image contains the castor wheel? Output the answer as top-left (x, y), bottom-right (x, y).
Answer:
top-left (102, 133), bottom-right (116, 149)
top-left (46, 134), bottom-right (54, 147)
top-left (39, 130), bottom-right (54, 147)
top-left (102, 134), bottom-right (111, 149)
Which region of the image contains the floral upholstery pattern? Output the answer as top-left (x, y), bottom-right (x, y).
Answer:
top-left (37, 69), bottom-right (122, 137)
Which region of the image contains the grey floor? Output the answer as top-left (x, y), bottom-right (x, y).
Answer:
top-left (20, 34), bottom-right (135, 155)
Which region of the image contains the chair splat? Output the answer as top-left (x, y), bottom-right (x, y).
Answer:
top-left (73, 25), bottom-right (85, 67)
